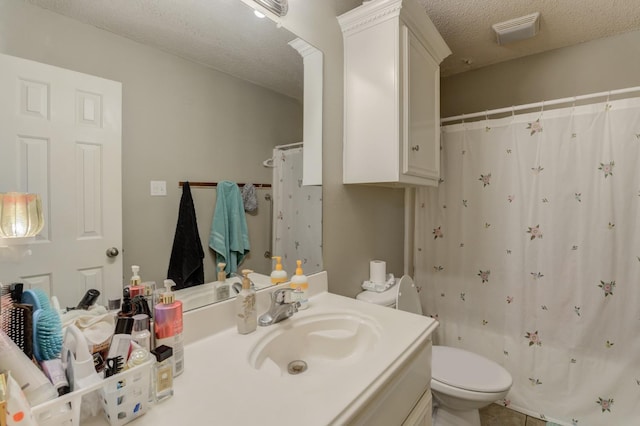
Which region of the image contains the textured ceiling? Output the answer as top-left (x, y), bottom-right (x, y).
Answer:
top-left (339, 0), bottom-right (640, 76)
top-left (26, 0), bottom-right (640, 99)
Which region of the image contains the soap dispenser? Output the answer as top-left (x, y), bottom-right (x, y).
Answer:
top-left (290, 260), bottom-right (309, 310)
top-left (129, 265), bottom-right (144, 298)
top-left (270, 256), bottom-right (288, 285)
top-left (235, 269), bottom-right (257, 334)
top-left (215, 262), bottom-right (230, 300)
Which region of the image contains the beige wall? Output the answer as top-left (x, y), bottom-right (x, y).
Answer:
top-left (280, 0), bottom-right (406, 298)
top-left (0, 0), bottom-right (407, 300)
top-left (0, 0), bottom-right (303, 285)
top-left (441, 30), bottom-right (640, 118)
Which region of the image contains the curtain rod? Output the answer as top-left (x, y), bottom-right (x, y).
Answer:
top-left (274, 141), bottom-right (303, 150)
top-left (441, 86), bottom-right (640, 124)
top-left (179, 181), bottom-right (271, 188)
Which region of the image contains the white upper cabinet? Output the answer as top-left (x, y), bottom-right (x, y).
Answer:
top-left (339, 0), bottom-right (451, 187)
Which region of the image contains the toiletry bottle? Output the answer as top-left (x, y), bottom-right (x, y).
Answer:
top-left (126, 342), bottom-right (149, 370)
top-left (128, 265), bottom-right (144, 298)
top-left (76, 289), bottom-right (100, 310)
top-left (0, 331), bottom-right (58, 405)
top-left (142, 281), bottom-right (157, 315)
top-left (270, 256), bottom-right (288, 285)
top-left (215, 262), bottom-right (230, 300)
top-left (154, 279), bottom-right (184, 377)
top-left (151, 345), bottom-right (174, 403)
top-left (131, 314), bottom-right (151, 352)
top-left (235, 269), bottom-right (257, 334)
top-left (118, 287), bottom-right (135, 317)
top-left (290, 260), bottom-right (309, 310)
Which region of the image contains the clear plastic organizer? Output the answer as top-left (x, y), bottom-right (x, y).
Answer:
top-left (30, 358), bottom-right (153, 426)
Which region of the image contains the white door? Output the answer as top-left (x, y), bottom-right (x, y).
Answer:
top-left (0, 53), bottom-right (122, 309)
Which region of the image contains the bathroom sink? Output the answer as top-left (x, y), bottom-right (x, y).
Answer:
top-left (248, 311), bottom-right (381, 376)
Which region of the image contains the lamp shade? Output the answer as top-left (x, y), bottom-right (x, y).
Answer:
top-left (0, 192), bottom-right (45, 238)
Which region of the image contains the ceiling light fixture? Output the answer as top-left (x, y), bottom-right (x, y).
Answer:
top-left (252, 0), bottom-right (288, 17)
top-left (254, 10), bottom-right (266, 19)
top-left (492, 12), bottom-right (540, 45)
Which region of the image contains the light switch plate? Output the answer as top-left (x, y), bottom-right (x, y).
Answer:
top-left (150, 180), bottom-right (167, 196)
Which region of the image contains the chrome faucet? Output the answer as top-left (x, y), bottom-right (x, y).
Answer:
top-left (258, 288), bottom-right (300, 326)
top-left (228, 272), bottom-right (255, 294)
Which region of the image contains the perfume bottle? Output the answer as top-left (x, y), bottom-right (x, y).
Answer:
top-left (151, 345), bottom-right (174, 403)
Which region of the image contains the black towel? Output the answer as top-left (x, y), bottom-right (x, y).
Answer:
top-left (167, 182), bottom-right (205, 289)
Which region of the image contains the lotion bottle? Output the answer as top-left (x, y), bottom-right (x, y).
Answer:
top-left (270, 256), bottom-right (288, 285)
top-left (290, 260), bottom-right (309, 310)
top-left (154, 279), bottom-right (184, 376)
top-left (235, 269), bottom-right (256, 334)
top-left (215, 262), bottom-right (230, 301)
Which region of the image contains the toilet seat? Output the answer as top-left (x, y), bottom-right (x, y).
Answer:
top-left (432, 346), bottom-right (512, 393)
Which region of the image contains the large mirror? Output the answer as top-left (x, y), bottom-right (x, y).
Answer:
top-left (0, 0), bottom-right (322, 311)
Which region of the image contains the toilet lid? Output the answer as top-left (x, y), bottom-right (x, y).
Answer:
top-left (356, 287), bottom-right (397, 306)
top-left (396, 275), bottom-right (423, 315)
top-left (432, 346), bottom-right (512, 393)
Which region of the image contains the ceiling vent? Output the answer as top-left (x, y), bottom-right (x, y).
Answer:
top-left (492, 12), bottom-right (540, 45)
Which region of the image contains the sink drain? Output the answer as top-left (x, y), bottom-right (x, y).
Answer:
top-left (287, 360), bottom-right (308, 375)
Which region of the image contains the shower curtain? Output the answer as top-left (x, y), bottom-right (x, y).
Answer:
top-left (415, 97), bottom-right (640, 425)
top-left (272, 146), bottom-right (322, 275)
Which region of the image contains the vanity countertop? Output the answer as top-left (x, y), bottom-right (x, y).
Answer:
top-left (82, 272), bottom-right (438, 425)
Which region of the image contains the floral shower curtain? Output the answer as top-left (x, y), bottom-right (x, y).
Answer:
top-left (272, 146), bottom-right (322, 275)
top-left (415, 97), bottom-right (640, 425)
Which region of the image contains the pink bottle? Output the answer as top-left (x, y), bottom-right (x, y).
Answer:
top-left (154, 279), bottom-right (183, 377)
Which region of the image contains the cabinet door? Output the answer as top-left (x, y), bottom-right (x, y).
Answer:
top-left (402, 25), bottom-right (440, 181)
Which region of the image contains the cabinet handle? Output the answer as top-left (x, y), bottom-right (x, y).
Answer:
top-left (411, 145), bottom-right (420, 152)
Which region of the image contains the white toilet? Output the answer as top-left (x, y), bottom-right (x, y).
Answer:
top-left (356, 276), bottom-right (512, 426)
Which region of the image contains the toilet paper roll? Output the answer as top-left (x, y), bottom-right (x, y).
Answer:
top-left (370, 260), bottom-right (386, 284)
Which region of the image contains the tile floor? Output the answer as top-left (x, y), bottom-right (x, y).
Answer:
top-left (480, 404), bottom-right (546, 426)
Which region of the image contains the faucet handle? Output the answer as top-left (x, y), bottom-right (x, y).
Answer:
top-left (272, 287), bottom-right (293, 304)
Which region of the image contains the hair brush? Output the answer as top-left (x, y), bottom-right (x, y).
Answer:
top-left (21, 289), bottom-right (63, 361)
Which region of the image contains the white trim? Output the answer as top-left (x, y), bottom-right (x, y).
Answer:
top-left (441, 86), bottom-right (640, 124)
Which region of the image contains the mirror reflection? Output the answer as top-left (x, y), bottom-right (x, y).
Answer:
top-left (0, 0), bottom-right (322, 311)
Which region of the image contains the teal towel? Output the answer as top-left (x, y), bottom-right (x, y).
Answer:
top-left (209, 181), bottom-right (250, 275)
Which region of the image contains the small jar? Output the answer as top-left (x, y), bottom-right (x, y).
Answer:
top-left (151, 345), bottom-right (174, 403)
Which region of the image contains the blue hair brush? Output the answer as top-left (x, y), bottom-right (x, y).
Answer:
top-left (21, 289), bottom-right (63, 361)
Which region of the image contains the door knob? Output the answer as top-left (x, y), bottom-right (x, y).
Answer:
top-left (106, 247), bottom-right (119, 258)
top-left (411, 145), bottom-right (420, 152)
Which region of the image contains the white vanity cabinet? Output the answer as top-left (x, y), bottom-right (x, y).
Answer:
top-left (338, 0), bottom-right (451, 187)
